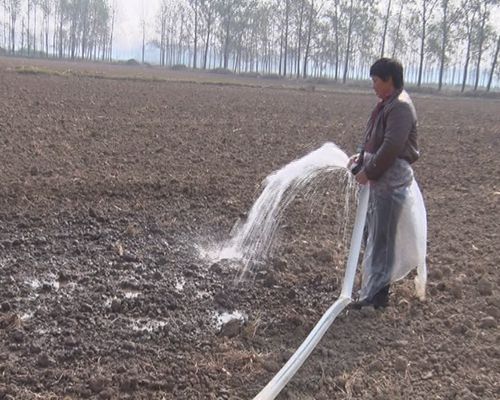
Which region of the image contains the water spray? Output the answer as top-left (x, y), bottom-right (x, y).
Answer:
top-left (252, 184), bottom-right (369, 400)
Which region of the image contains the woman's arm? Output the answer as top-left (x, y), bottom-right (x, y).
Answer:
top-left (363, 102), bottom-right (414, 181)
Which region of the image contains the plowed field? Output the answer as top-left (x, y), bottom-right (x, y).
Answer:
top-left (0, 57), bottom-right (499, 400)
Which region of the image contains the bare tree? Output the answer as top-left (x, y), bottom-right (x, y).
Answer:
top-left (473, 0), bottom-right (498, 91)
top-left (201, 0), bottom-right (215, 69)
top-left (380, 0), bottom-right (391, 57)
top-left (302, 0), bottom-right (316, 78)
top-left (437, 0), bottom-right (449, 89)
top-left (141, 0), bottom-right (146, 63)
top-left (460, 0), bottom-right (478, 92)
top-left (8, 0), bottom-right (21, 53)
top-left (295, 0), bottom-right (306, 78)
top-left (342, 0), bottom-right (353, 83)
top-left (283, 0), bottom-right (290, 76)
top-left (432, 0), bottom-right (461, 90)
top-left (188, 0), bottom-right (199, 68)
top-left (415, 0), bottom-right (439, 87)
top-left (487, 33), bottom-right (499, 91)
top-left (390, 0), bottom-right (404, 58)
top-left (2, 0), bottom-right (7, 49)
top-left (157, 0), bottom-right (168, 65)
top-left (41, 0), bottom-right (52, 56)
top-left (33, 0), bottom-right (39, 54)
top-left (341, 0), bottom-right (375, 83)
top-left (326, 0), bottom-right (342, 81)
top-left (27, 0), bottom-right (33, 55)
top-left (108, 0), bottom-right (116, 60)
top-left (57, 0), bottom-right (66, 58)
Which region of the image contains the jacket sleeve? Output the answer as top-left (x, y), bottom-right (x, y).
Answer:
top-left (364, 102), bottom-right (413, 181)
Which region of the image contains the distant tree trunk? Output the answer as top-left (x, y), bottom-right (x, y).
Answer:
top-left (203, 7), bottom-right (212, 70)
top-left (21, 17), bottom-right (24, 52)
top-left (179, 11), bottom-right (185, 65)
top-left (296, 0), bottom-right (305, 78)
top-left (109, 4), bottom-right (115, 61)
top-left (27, 1), bottom-right (31, 55)
top-left (283, 0), bottom-right (290, 77)
top-left (10, 2), bottom-right (19, 53)
top-left (391, 0), bottom-right (403, 58)
top-left (343, 0), bottom-right (354, 84)
top-left (460, 3), bottom-right (476, 93)
top-left (52, 4), bottom-right (57, 57)
top-left (473, 4), bottom-right (488, 91)
top-left (278, 28), bottom-right (283, 75)
top-left (417, 0), bottom-right (437, 87)
top-left (69, 3), bottom-right (77, 60)
top-left (58, 2), bottom-right (64, 58)
top-left (461, 35), bottom-right (471, 92)
top-left (141, 19), bottom-right (145, 63)
top-left (45, 14), bottom-right (49, 56)
top-left (417, 5), bottom-right (426, 86)
top-left (333, 0), bottom-right (339, 81)
top-left (81, 2), bottom-right (89, 59)
top-left (101, 31), bottom-right (107, 60)
top-left (159, 7), bottom-right (166, 66)
top-left (380, 0), bottom-right (391, 57)
top-left (3, 0), bottom-right (6, 49)
top-left (193, 0), bottom-right (198, 68)
top-left (303, 0), bottom-right (314, 79)
top-left (33, 1), bottom-right (37, 54)
top-left (438, 0), bottom-right (449, 90)
top-left (222, 3), bottom-right (232, 69)
top-left (487, 35), bottom-right (500, 92)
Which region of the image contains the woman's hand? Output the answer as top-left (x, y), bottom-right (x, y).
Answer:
top-left (347, 153), bottom-right (360, 169)
top-left (355, 169), bottom-right (369, 185)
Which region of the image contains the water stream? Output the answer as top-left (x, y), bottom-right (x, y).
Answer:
top-left (213, 142), bottom-right (354, 277)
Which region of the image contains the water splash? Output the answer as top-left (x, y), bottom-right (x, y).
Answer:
top-left (214, 142), bottom-right (353, 277)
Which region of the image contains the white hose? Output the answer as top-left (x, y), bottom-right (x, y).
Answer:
top-left (253, 184), bottom-right (370, 400)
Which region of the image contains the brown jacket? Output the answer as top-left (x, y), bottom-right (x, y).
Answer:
top-left (363, 89), bottom-right (419, 181)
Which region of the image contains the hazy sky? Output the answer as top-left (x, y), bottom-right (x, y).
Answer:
top-left (114, 0), bottom-right (161, 59)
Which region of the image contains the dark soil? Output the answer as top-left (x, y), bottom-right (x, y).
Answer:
top-left (0, 56), bottom-right (499, 400)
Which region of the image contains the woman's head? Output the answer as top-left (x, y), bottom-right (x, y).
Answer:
top-left (369, 58), bottom-right (404, 98)
top-left (370, 58), bottom-right (404, 88)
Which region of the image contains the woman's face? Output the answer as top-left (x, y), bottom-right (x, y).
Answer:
top-left (372, 75), bottom-right (395, 99)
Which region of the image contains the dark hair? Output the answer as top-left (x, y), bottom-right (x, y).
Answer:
top-left (369, 58), bottom-right (404, 89)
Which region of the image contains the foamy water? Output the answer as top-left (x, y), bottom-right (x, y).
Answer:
top-left (206, 142), bottom-right (353, 277)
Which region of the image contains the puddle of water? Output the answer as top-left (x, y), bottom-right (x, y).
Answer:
top-left (20, 311), bottom-right (34, 321)
top-left (175, 276), bottom-right (186, 291)
top-left (130, 318), bottom-right (168, 332)
top-left (123, 291), bottom-right (140, 299)
top-left (196, 244), bottom-right (221, 261)
top-left (25, 276), bottom-right (76, 292)
top-left (104, 297), bottom-right (113, 307)
top-left (104, 290), bottom-right (140, 308)
top-left (26, 278), bottom-right (41, 290)
top-left (213, 310), bottom-right (247, 329)
top-left (196, 290), bottom-right (211, 299)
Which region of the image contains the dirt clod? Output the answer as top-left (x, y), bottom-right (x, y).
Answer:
top-left (477, 278), bottom-right (493, 296)
top-left (479, 316), bottom-right (497, 329)
top-left (219, 318), bottom-right (242, 338)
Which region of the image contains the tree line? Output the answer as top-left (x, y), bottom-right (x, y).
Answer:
top-left (148, 0), bottom-right (499, 91)
top-left (1, 0), bottom-right (499, 91)
top-left (1, 0), bottom-right (114, 61)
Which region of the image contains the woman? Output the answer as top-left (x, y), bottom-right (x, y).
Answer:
top-left (348, 58), bottom-right (427, 309)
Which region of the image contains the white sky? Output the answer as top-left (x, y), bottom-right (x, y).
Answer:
top-left (113, 0), bottom-right (161, 58)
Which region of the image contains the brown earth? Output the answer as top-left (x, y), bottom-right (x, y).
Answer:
top-left (0, 56), bottom-right (499, 400)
